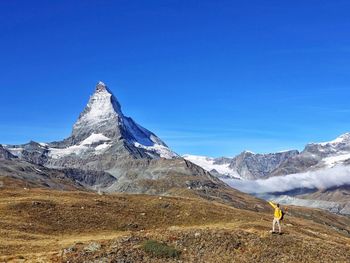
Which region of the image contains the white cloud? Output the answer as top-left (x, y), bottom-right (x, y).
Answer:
top-left (222, 165), bottom-right (350, 194)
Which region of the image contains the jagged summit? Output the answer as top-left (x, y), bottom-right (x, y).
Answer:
top-left (95, 81), bottom-right (108, 92)
top-left (97, 81), bottom-right (106, 87)
top-left (71, 81), bottom-right (123, 141)
top-left (62, 82), bottom-right (177, 159)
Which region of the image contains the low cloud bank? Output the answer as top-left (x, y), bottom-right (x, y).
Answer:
top-left (222, 165), bottom-right (350, 194)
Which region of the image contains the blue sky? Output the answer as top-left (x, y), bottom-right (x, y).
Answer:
top-left (1, 0), bottom-right (350, 157)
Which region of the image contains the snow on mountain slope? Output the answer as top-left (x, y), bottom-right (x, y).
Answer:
top-left (80, 133), bottom-right (111, 145)
top-left (48, 133), bottom-right (113, 159)
top-left (183, 150), bottom-right (299, 180)
top-left (0, 145), bottom-right (17, 160)
top-left (135, 142), bottom-right (178, 159)
top-left (323, 153), bottom-right (350, 167)
top-left (318, 133), bottom-right (350, 146)
top-left (270, 132), bottom-right (350, 176)
top-left (184, 133), bottom-right (350, 181)
top-left (183, 154), bottom-right (240, 178)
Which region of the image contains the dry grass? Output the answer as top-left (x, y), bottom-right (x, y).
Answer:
top-left (0, 187), bottom-right (349, 262)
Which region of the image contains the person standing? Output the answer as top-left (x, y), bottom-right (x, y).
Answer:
top-left (269, 201), bottom-right (282, 234)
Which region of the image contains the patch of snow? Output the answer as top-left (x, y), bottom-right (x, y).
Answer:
top-left (39, 143), bottom-right (48, 147)
top-left (97, 81), bottom-right (106, 86)
top-left (183, 154), bottom-right (240, 178)
top-left (6, 147), bottom-right (24, 157)
top-left (48, 134), bottom-right (112, 158)
top-left (323, 153), bottom-right (350, 167)
top-left (34, 167), bottom-right (43, 173)
top-left (95, 143), bottom-right (112, 153)
top-left (49, 144), bottom-right (90, 159)
top-left (80, 133), bottom-right (110, 146)
top-left (134, 142), bottom-right (178, 159)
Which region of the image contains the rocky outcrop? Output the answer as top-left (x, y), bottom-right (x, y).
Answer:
top-left (272, 133), bottom-right (350, 176)
top-left (228, 150), bottom-right (299, 179)
top-left (184, 150), bottom-right (299, 179)
top-left (0, 145), bottom-right (17, 160)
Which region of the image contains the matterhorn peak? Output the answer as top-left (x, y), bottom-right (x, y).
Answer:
top-left (71, 81), bottom-right (123, 141)
top-left (68, 82), bottom-right (177, 159)
top-left (95, 81), bottom-right (108, 92)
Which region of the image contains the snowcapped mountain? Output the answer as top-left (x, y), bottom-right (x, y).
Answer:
top-left (3, 82), bottom-right (248, 205)
top-left (51, 81), bottom-right (178, 160)
top-left (305, 133), bottom-right (350, 167)
top-left (184, 150), bottom-right (299, 180)
top-left (182, 154), bottom-right (240, 178)
top-left (229, 150), bottom-right (300, 179)
top-left (271, 132), bottom-right (350, 176)
top-left (70, 82), bottom-right (175, 157)
top-left (185, 133), bottom-right (350, 215)
top-left (185, 133), bottom-right (350, 181)
top-left (6, 82), bottom-right (177, 168)
top-left (4, 82), bottom-right (183, 188)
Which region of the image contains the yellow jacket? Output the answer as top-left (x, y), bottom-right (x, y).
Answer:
top-left (269, 201), bottom-right (282, 219)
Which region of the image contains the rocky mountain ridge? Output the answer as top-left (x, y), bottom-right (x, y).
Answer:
top-left (185, 132), bottom-right (350, 180)
top-left (184, 134), bottom-right (350, 215)
top-left (184, 150), bottom-right (299, 180)
top-left (0, 145), bottom-right (17, 160)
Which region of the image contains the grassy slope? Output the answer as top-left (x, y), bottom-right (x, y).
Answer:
top-left (0, 187), bottom-right (349, 262)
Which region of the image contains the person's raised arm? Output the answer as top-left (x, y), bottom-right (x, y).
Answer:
top-left (268, 201), bottom-right (276, 208)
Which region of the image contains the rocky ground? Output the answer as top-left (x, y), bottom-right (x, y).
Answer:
top-left (57, 227), bottom-right (350, 263)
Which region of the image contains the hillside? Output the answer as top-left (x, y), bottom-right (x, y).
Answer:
top-left (1, 82), bottom-right (350, 261)
top-left (0, 187), bottom-right (349, 262)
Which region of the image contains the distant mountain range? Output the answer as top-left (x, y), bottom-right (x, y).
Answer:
top-left (184, 133), bottom-right (350, 215)
top-left (184, 133), bottom-right (350, 179)
top-left (184, 150), bottom-right (299, 180)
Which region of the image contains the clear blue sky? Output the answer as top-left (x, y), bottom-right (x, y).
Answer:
top-left (1, 1), bottom-right (350, 157)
